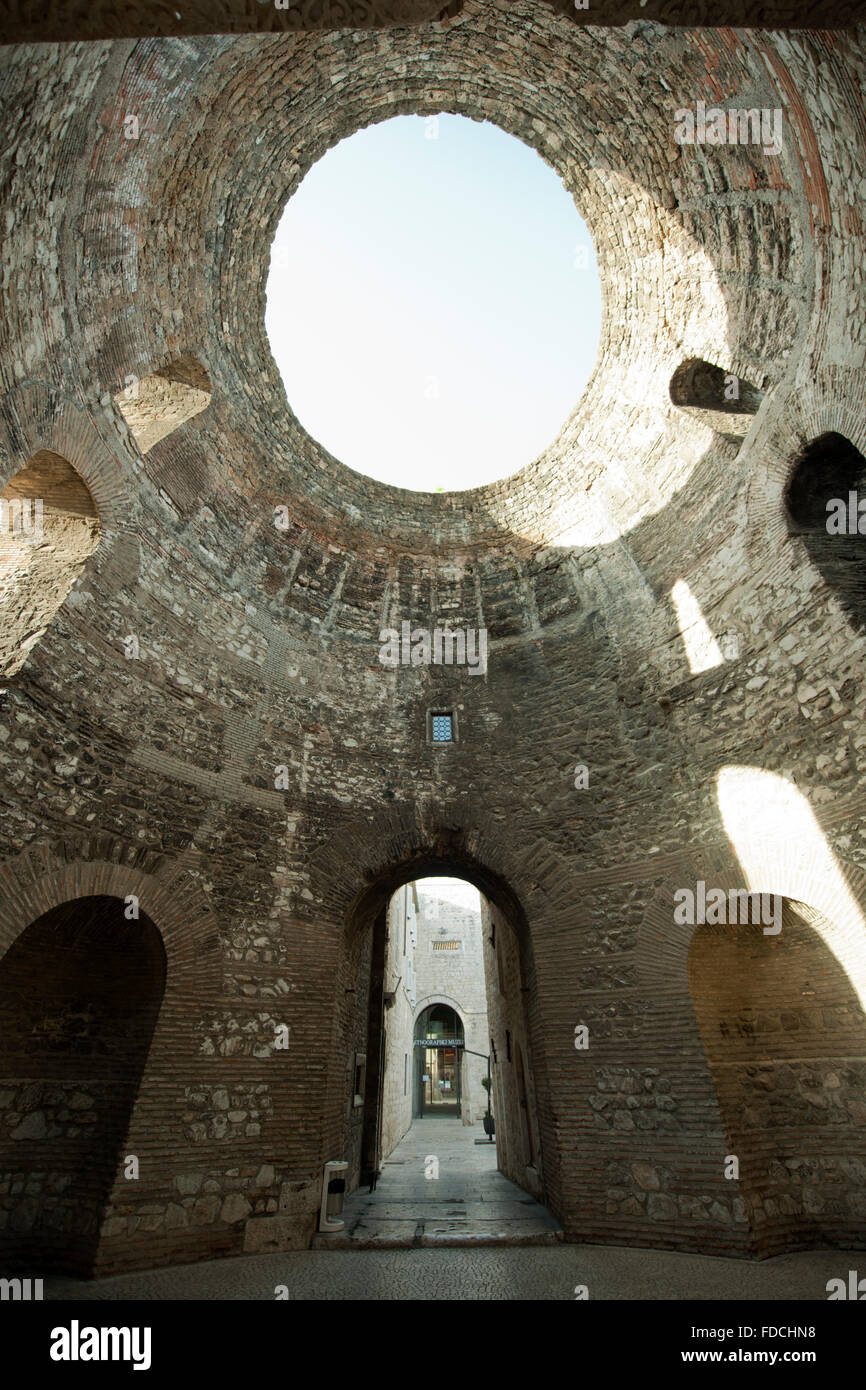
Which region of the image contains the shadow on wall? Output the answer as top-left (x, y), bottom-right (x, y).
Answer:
top-left (709, 765), bottom-right (866, 1256)
top-left (688, 903), bottom-right (866, 1257)
top-left (0, 896), bottom-right (166, 1276)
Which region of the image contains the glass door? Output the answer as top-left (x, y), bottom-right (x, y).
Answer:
top-left (422, 1046), bottom-right (460, 1114)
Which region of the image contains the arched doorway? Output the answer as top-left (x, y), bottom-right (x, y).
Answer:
top-left (324, 859), bottom-right (562, 1248)
top-left (413, 1003), bottom-right (464, 1118)
top-left (0, 895), bottom-right (166, 1275)
top-left (342, 851), bottom-right (550, 1211)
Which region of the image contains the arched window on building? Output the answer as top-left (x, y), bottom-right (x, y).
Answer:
top-left (0, 451), bottom-right (100, 678)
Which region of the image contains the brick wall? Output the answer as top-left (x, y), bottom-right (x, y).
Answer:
top-left (0, 4), bottom-right (865, 1274)
top-left (380, 885), bottom-right (416, 1161)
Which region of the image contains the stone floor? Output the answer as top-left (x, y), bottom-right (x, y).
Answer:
top-left (312, 1116), bottom-right (563, 1248)
top-left (45, 1244), bottom-right (860, 1302)
top-left (41, 1117), bottom-right (864, 1300)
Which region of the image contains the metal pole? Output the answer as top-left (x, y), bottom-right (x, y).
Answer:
top-left (462, 1047), bottom-right (493, 1142)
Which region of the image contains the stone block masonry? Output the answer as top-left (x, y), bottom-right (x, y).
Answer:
top-left (0, 1), bottom-right (865, 1274)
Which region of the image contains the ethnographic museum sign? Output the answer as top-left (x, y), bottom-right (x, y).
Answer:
top-left (415, 1037), bottom-right (463, 1047)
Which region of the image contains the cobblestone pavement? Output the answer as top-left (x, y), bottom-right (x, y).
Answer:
top-left (42, 1122), bottom-right (861, 1302)
top-left (312, 1116), bottom-right (562, 1247)
top-left (45, 1245), bottom-right (859, 1302)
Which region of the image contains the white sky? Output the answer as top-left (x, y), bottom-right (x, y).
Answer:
top-left (266, 114), bottom-right (601, 493)
top-left (414, 877), bottom-right (482, 911)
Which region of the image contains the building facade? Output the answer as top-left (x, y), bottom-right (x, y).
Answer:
top-left (379, 879), bottom-right (491, 1163)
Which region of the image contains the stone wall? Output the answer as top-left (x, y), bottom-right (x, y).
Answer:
top-left (690, 902), bottom-right (866, 1256)
top-left (482, 898), bottom-right (543, 1198)
top-left (0, 1), bottom-right (865, 1272)
top-left (380, 884), bottom-right (416, 1160)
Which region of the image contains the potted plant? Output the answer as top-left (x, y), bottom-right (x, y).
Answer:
top-left (481, 1077), bottom-right (495, 1136)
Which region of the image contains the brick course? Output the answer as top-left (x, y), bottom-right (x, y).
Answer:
top-left (0, 2), bottom-right (865, 1273)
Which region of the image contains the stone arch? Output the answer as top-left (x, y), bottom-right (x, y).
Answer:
top-left (412, 992), bottom-right (465, 1022)
top-left (307, 804), bottom-right (532, 954)
top-left (313, 809), bottom-right (552, 1201)
top-left (636, 865), bottom-right (866, 1005)
top-left (0, 846), bottom-right (221, 998)
top-left (633, 767), bottom-right (866, 1256)
top-left (413, 999), bottom-right (465, 1028)
top-left (0, 894), bottom-right (166, 1276)
top-left (0, 382), bottom-right (140, 611)
top-left (0, 850), bottom-right (221, 1274)
top-left (741, 377), bottom-right (866, 576)
top-left (413, 1001), bottom-right (465, 1117)
top-left (0, 381), bottom-right (131, 527)
top-left (0, 449), bottom-right (100, 677)
top-left (715, 766), bottom-right (866, 1011)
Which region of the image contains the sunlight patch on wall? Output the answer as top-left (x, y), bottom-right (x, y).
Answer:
top-left (717, 766), bottom-right (866, 1011)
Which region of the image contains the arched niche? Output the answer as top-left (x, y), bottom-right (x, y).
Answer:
top-left (687, 900), bottom-right (866, 1257)
top-left (0, 895), bottom-right (166, 1276)
top-left (785, 431), bottom-right (866, 633)
top-left (0, 450), bottom-right (100, 678)
top-left (669, 357), bottom-right (764, 442)
top-left (115, 354), bottom-right (211, 454)
top-left (669, 357), bottom-right (763, 416)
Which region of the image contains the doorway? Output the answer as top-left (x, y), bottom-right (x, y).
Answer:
top-left (347, 865), bottom-right (550, 1212)
top-left (414, 1003), bottom-right (464, 1117)
top-left (330, 869), bottom-right (561, 1247)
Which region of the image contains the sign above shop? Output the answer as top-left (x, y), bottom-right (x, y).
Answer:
top-left (415, 1037), bottom-right (463, 1047)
